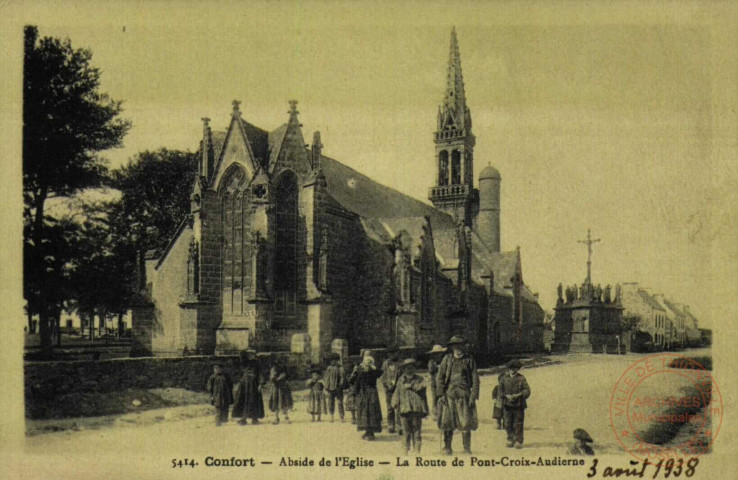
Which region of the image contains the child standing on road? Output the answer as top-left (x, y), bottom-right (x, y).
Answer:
top-left (206, 363), bottom-right (234, 426)
top-left (492, 373), bottom-right (504, 429)
top-left (267, 360), bottom-right (293, 424)
top-left (391, 358), bottom-right (428, 454)
top-left (306, 368), bottom-right (327, 422)
top-left (345, 361), bottom-right (358, 424)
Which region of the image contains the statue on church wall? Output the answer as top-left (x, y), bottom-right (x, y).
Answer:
top-left (557, 283), bottom-right (563, 303)
top-left (604, 284), bottom-right (612, 303)
top-left (186, 237), bottom-right (199, 297)
top-left (594, 284), bottom-right (602, 302)
top-left (318, 226), bottom-right (329, 292)
top-left (251, 231), bottom-right (268, 299)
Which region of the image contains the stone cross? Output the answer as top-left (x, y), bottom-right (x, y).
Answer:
top-left (577, 228), bottom-right (601, 285)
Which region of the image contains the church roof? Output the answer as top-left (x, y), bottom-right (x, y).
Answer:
top-left (320, 156), bottom-right (456, 228)
top-left (211, 131), bottom-right (226, 161)
top-left (202, 113), bottom-right (539, 306)
top-left (480, 164), bottom-right (501, 180)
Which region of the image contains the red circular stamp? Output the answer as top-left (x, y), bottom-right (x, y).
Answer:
top-left (609, 353), bottom-right (722, 460)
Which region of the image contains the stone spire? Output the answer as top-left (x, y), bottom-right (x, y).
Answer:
top-left (441, 26), bottom-right (469, 131)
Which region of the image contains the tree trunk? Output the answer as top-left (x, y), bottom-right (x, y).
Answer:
top-left (88, 311), bottom-right (95, 341)
top-left (32, 186), bottom-right (52, 354)
top-left (38, 310), bottom-right (52, 357)
top-left (117, 313), bottom-right (124, 338)
top-left (55, 309), bottom-right (62, 347)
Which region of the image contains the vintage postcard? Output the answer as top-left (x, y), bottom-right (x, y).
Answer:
top-left (1, 1), bottom-right (737, 479)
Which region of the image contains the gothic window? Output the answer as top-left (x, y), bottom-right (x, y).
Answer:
top-left (222, 192), bottom-right (233, 312)
top-left (438, 150), bottom-right (449, 185)
top-left (220, 165), bottom-right (247, 315)
top-left (451, 149), bottom-right (461, 184)
top-left (273, 171), bottom-right (298, 326)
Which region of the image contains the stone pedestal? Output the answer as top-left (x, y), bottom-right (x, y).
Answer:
top-left (307, 298), bottom-right (333, 365)
top-left (130, 301), bottom-right (155, 357)
top-left (331, 338), bottom-right (349, 360)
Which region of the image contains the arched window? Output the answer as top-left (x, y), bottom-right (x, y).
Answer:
top-left (273, 171), bottom-right (298, 325)
top-left (220, 165), bottom-right (247, 315)
top-left (438, 151), bottom-right (449, 185)
top-left (451, 150), bottom-right (461, 184)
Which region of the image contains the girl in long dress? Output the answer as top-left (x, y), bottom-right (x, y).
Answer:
top-left (306, 368), bottom-right (326, 421)
top-left (353, 355), bottom-right (383, 440)
top-left (267, 360), bottom-right (293, 424)
top-left (232, 351), bottom-right (265, 425)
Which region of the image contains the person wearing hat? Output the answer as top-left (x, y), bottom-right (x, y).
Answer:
top-left (323, 353), bottom-right (347, 423)
top-left (354, 354), bottom-right (384, 440)
top-left (436, 335), bottom-right (479, 455)
top-left (427, 345), bottom-right (446, 419)
top-left (380, 346), bottom-right (402, 434)
top-left (232, 350), bottom-right (265, 425)
top-left (206, 362), bottom-right (234, 426)
top-left (569, 428), bottom-right (595, 455)
top-left (499, 359), bottom-right (531, 449)
top-left (391, 358), bottom-right (429, 454)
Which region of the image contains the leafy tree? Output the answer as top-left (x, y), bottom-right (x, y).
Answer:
top-left (110, 148), bottom-right (199, 255)
top-left (621, 313), bottom-right (642, 332)
top-left (23, 25), bottom-right (130, 354)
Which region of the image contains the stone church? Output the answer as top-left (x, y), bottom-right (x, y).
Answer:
top-left (132, 28), bottom-right (544, 363)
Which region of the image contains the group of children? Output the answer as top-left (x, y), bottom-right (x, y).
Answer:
top-left (206, 350), bottom-right (593, 456)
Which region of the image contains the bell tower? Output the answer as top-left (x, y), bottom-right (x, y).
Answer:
top-left (429, 27), bottom-right (478, 225)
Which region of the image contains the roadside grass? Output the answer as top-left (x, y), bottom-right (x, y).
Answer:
top-left (669, 355), bottom-right (711, 371)
top-left (637, 383), bottom-right (711, 446)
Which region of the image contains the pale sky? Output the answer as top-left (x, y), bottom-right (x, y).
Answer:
top-left (4, 0), bottom-right (738, 328)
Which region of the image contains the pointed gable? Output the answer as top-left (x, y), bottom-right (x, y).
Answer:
top-left (269, 100), bottom-right (312, 177)
top-left (211, 101), bottom-right (264, 191)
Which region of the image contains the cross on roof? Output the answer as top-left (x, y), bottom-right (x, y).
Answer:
top-left (232, 100), bottom-right (241, 114)
top-left (288, 99), bottom-right (299, 115)
top-left (577, 228), bottom-right (601, 284)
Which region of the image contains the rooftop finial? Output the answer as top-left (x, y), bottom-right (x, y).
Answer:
top-left (288, 99), bottom-right (299, 116)
top-left (201, 117), bottom-right (211, 128)
top-left (232, 100), bottom-right (241, 114)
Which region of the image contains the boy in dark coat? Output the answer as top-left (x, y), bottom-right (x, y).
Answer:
top-left (207, 363), bottom-right (234, 426)
top-left (323, 353), bottom-right (346, 422)
top-left (380, 347), bottom-right (401, 434)
top-left (391, 358), bottom-right (428, 454)
top-left (500, 359), bottom-right (531, 449)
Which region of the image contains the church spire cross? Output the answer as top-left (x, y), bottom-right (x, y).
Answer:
top-left (288, 99), bottom-right (299, 116)
top-left (577, 228), bottom-right (601, 284)
top-left (232, 100), bottom-right (241, 115)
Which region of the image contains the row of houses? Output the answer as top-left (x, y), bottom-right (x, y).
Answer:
top-left (620, 282), bottom-right (701, 351)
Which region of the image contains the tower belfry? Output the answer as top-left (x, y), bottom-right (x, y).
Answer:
top-left (429, 27), bottom-right (478, 225)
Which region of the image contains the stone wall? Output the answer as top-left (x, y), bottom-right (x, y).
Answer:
top-left (24, 353), bottom-right (314, 407)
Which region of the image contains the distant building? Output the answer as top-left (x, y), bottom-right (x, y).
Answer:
top-left (619, 284), bottom-right (701, 351)
top-left (620, 283), bottom-right (670, 350)
top-left (653, 294), bottom-right (684, 349)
